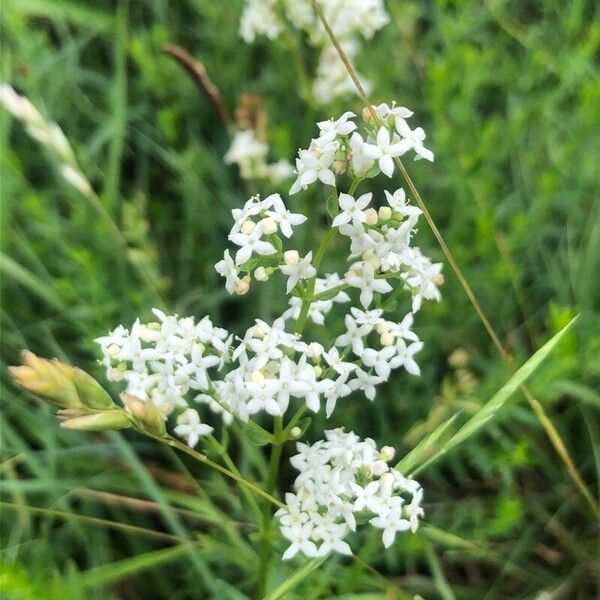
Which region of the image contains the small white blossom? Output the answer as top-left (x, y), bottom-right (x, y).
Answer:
top-left (280, 251), bottom-right (316, 293)
top-left (363, 127), bottom-right (412, 177)
top-left (174, 408), bottom-right (213, 447)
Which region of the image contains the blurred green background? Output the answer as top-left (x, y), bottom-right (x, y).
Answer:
top-left (1, 0), bottom-right (599, 598)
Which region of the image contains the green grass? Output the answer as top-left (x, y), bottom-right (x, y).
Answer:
top-left (1, 0), bottom-right (599, 598)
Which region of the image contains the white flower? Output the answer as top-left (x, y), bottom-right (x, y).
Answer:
top-left (351, 480), bottom-right (380, 511)
top-left (239, 0), bottom-right (282, 43)
top-left (369, 506), bottom-right (411, 548)
top-left (265, 194), bottom-right (307, 238)
top-left (361, 346), bottom-right (396, 379)
top-left (346, 133), bottom-right (372, 177)
top-left (322, 347), bottom-right (355, 376)
top-left (363, 127), bottom-right (412, 177)
top-left (335, 314), bottom-right (371, 355)
top-left (332, 192), bottom-right (372, 227)
top-left (281, 521), bottom-right (319, 560)
top-left (317, 111), bottom-right (357, 144)
top-left (229, 226), bottom-right (277, 266)
top-left (349, 367), bottom-right (383, 401)
top-left (289, 144), bottom-right (337, 194)
top-left (390, 339), bottom-right (423, 376)
top-left (384, 188), bottom-right (421, 223)
top-left (215, 249), bottom-right (239, 294)
top-left (280, 251), bottom-right (316, 293)
top-left (224, 129), bottom-right (268, 165)
top-left (346, 262), bottom-right (393, 308)
top-left (395, 118), bottom-right (434, 162)
top-left (174, 408), bottom-right (213, 447)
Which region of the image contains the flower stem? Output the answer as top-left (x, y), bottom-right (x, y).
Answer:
top-left (258, 416), bottom-right (284, 597)
top-left (145, 432), bottom-right (284, 508)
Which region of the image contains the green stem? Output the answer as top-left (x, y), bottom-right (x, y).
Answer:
top-left (258, 416), bottom-right (284, 597)
top-left (207, 435), bottom-right (262, 522)
top-left (295, 227), bottom-right (338, 335)
top-left (145, 433), bottom-right (284, 509)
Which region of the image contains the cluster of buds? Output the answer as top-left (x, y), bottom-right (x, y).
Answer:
top-left (9, 351), bottom-right (166, 437)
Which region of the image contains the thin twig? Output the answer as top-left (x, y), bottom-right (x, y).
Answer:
top-left (162, 44), bottom-right (233, 128)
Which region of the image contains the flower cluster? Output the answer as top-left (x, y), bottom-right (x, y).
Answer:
top-left (239, 0), bottom-right (389, 104)
top-left (0, 83), bottom-right (94, 198)
top-left (290, 104), bottom-right (434, 195)
top-left (215, 193), bottom-right (308, 295)
top-left (276, 428), bottom-right (423, 559)
top-left (95, 309), bottom-right (232, 443)
top-left (95, 104), bottom-right (441, 460)
top-left (225, 128), bottom-right (293, 184)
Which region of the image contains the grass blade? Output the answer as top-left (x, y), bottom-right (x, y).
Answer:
top-left (409, 317), bottom-right (578, 475)
top-left (263, 557), bottom-right (326, 600)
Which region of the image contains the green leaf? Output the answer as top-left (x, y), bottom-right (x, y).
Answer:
top-left (242, 420), bottom-right (274, 446)
top-left (326, 188), bottom-right (339, 218)
top-left (408, 316), bottom-right (578, 475)
top-left (396, 412), bottom-right (461, 475)
top-left (263, 558), bottom-right (326, 600)
top-left (79, 542), bottom-right (199, 589)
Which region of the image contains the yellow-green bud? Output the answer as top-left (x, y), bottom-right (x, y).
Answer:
top-left (254, 266), bottom-right (269, 281)
top-left (9, 351), bottom-right (82, 409)
top-left (121, 393), bottom-right (166, 436)
top-left (53, 361), bottom-right (114, 410)
top-left (378, 206), bottom-right (392, 221)
top-left (61, 409), bottom-right (131, 431)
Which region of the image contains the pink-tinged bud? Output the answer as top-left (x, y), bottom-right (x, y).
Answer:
top-left (121, 393), bottom-right (166, 436)
top-left (364, 208), bottom-right (378, 225)
top-left (432, 273), bottom-right (444, 286)
top-left (234, 276), bottom-right (250, 295)
top-left (61, 409), bottom-right (131, 431)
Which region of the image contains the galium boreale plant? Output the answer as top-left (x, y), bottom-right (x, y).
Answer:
top-left (10, 101), bottom-right (443, 593)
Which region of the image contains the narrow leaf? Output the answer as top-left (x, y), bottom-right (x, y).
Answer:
top-left (263, 558), bottom-right (326, 600)
top-left (410, 316), bottom-right (578, 475)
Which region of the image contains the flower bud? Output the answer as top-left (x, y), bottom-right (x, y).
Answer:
top-left (314, 365), bottom-right (323, 378)
top-left (380, 332), bottom-right (395, 347)
top-left (250, 370), bottom-right (265, 383)
top-left (363, 249), bottom-right (380, 270)
top-left (61, 409), bottom-right (131, 431)
top-left (107, 343), bottom-right (121, 357)
top-left (306, 342), bottom-right (324, 359)
top-left (361, 105), bottom-right (378, 124)
top-left (448, 348), bottom-right (469, 369)
top-left (284, 250), bottom-right (299, 266)
top-left (240, 219), bottom-right (255, 235)
top-left (380, 445), bottom-right (396, 462)
top-left (121, 393), bottom-right (166, 436)
top-left (432, 273), bottom-right (445, 286)
top-left (254, 266), bottom-right (269, 281)
top-left (234, 276), bottom-right (250, 295)
top-left (53, 362), bottom-right (114, 410)
top-left (375, 322), bottom-right (389, 335)
top-left (371, 460), bottom-right (389, 477)
top-left (378, 206), bottom-right (392, 221)
top-left (332, 149), bottom-right (348, 174)
top-left (364, 208), bottom-right (378, 225)
top-left (9, 351), bottom-right (82, 409)
top-left (290, 426), bottom-right (302, 439)
top-left (260, 217), bottom-right (278, 235)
